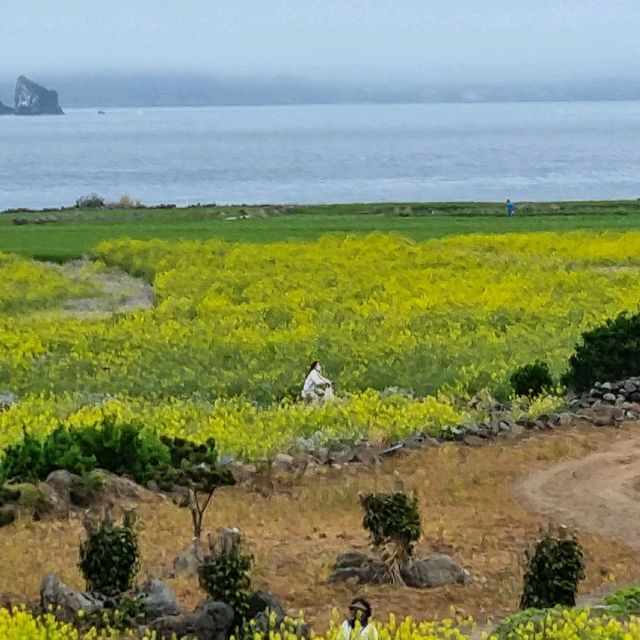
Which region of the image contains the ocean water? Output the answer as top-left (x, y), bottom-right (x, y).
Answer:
top-left (1, 101), bottom-right (640, 210)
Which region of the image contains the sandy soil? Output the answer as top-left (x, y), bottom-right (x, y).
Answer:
top-left (48, 259), bottom-right (154, 317)
top-left (517, 425), bottom-right (640, 548)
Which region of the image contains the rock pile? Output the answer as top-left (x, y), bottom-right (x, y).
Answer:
top-left (0, 469), bottom-right (150, 528)
top-left (329, 551), bottom-right (468, 588)
top-left (569, 377), bottom-right (640, 415)
top-left (39, 573), bottom-right (288, 640)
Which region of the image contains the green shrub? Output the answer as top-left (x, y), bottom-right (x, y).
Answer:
top-left (42, 426), bottom-right (97, 476)
top-left (79, 514), bottom-right (141, 596)
top-left (75, 193), bottom-right (105, 208)
top-left (0, 419), bottom-right (225, 488)
top-left (493, 607), bottom-right (597, 639)
top-left (359, 492), bottom-right (421, 557)
top-left (80, 594), bottom-right (147, 630)
top-left (492, 608), bottom-right (551, 639)
top-left (510, 360), bottom-right (554, 397)
top-left (68, 471), bottom-right (107, 507)
top-left (77, 417), bottom-right (170, 483)
top-left (604, 584), bottom-right (640, 615)
top-left (198, 550), bottom-right (254, 621)
top-left (563, 311), bottom-right (640, 391)
top-left (0, 430), bottom-right (46, 484)
top-left (235, 612), bottom-right (309, 640)
top-left (520, 531), bottom-right (585, 610)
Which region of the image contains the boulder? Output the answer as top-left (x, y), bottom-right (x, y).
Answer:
top-left (336, 444), bottom-right (380, 465)
top-left (401, 554), bottom-right (468, 588)
top-left (150, 599), bottom-right (234, 640)
top-left (14, 76), bottom-right (64, 115)
top-left (45, 468), bottom-right (145, 510)
top-left (462, 435), bottom-right (485, 447)
top-left (94, 469), bottom-right (144, 502)
top-left (45, 470), bottom-right (102, 509)
top-left (330, 551), bottom-right (468, 589)
top-left (139, 579), bottom-right (180, 619)
top-left (509, 424), bottom-right (526, 437)
top-left (401, 432), bottom-right (428, 449)
top-left (0, 482), bottom-right (65, 524)
top-left (40, 574), bottom-right (99, 620)
top-left (329, 551), bottom-right (386, 584)
top-left (557, 412), bottom-right (573, 427)
top-left (272, 453), bottom-right (295, 471)
top-left (45, 469), bottom-right (77, 494)
top-left (0, 592), bottom-right (27, 608)
top-left (172, 544), bottom-right (202, 577)
top-left (247, 590), bottom-right (285, 623)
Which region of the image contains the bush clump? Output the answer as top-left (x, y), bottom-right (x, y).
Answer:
top-left (520, 530), bottom-right (585, 610)
top-left (75, 193), bottom-right (105, 209)
top-left (604, 584), bottom-right (640, 615)
top-left (79, 513), bottom-right (140, 596)
top-left (0, 418), bottom-right (227, 491)
top-left (199, 546), bottom-right (254, 622)
top-left (359, 491), bottom-right (421, 557)
top-left (563, 311), bottom-right (640, 391)
top-left (510, 360), bottom-right (554, 397)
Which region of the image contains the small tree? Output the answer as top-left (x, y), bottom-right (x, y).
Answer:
top-left (79, 508), bottom-right (140, 596)
top-left (359, 484), bottom-right (421, 585)
top-left (520, 528), bottom-right (585, 610)
top-left (159, 437), bottom-right (235, 556)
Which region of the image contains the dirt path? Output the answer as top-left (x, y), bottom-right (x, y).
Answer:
top-left (48, 259), bottom-right (154, 317)
top-left (517, 425), bottom-right (640, 548)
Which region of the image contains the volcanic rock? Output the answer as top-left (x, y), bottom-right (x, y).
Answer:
top-left (14, 76), bottom-right (64, 115)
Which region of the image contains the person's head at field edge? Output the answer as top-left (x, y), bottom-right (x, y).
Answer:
top-left (348, 597), bottom-right (372, 626)
top-left (309, 360), bottom-right (321, 373)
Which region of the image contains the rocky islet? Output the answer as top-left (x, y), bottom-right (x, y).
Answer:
top-left (0, 76), bottom-right (64, 115)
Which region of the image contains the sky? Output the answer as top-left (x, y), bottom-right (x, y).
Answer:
top-left (2, 0), bottom-right (639, 82)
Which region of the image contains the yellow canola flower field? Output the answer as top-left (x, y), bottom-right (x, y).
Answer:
top-left (0, 391), bottom-right (464, 459)
top-left (0, 253), bottom-right (96, 314)
top-left (238, 610), bottom-right (640, 640)
top-left (0, 607), bottom-right (161, 639)
top-left (3, 607), bottom-right (640, 640)
top-left (1, 231), bottom-right (640, 457)
top-left (483, 608), bottom-right (640, 640)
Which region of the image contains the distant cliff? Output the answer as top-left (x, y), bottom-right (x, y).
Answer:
top-left (0, 100), bottom-right (13, 115)
top-left (14, 76), bottom-right (64, 115)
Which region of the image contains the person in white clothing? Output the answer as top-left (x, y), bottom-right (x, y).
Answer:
top-left (301, 360), bottom-right (333, 404)
top-left (340, 598), bottom-right (377, 640)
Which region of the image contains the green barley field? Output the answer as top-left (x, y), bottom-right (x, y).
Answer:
top-left (1, 199), bottom-right (640, 260)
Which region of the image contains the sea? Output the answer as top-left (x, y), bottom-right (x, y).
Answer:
top-left (1, 100), bottom-right (640, 210)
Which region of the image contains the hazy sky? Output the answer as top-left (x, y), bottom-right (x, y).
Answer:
top-left (3, 0), bottom-right (639, 80)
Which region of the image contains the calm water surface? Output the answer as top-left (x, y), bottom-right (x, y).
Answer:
top-left (1, 101), bottom-right (639, 209)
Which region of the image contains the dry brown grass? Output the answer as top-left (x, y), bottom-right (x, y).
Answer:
top-left (1, 425), bottom-right (638, 626)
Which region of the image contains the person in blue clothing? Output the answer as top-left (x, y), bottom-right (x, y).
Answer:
top-left (506, 199), bottom-right (516, 216)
